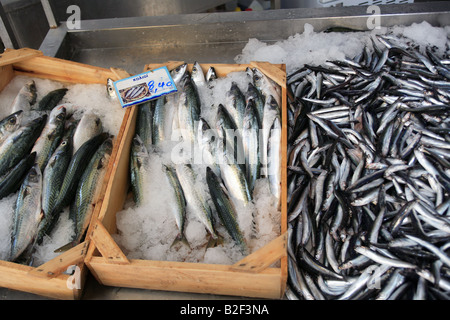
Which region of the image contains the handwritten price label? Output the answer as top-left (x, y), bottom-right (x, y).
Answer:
top-left (113, 66), bottom-right (178, 108)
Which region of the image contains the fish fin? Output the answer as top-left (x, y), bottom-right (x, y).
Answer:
top-left (206, 233), bottom-right (224, 248)
top-left (170, 233), bottom-right (191, 250)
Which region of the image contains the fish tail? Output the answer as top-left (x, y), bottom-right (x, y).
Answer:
top-left (170, 232), bottom-right (191, 250)
top-left (207, 233), bottom-right (224, 248)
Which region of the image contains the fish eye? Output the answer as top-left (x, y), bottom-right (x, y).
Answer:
top-left (8, 118), bottom-right (16, 124)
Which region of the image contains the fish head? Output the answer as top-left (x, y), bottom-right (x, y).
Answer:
top-left (171, 63), bottom-right (188, 85)
top-left (206, 66), bottom-right (217, 82)
top-left (106, 78), bottom-right (116, 99)
top-left (4, 110), bottom-right (23, 132)
top-left (27, 164), bottom-right (42, 184)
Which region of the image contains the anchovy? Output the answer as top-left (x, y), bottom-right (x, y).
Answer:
top-left (0, 151), bottom-right (35, 200)
top-left (285, 35), bottom-right (450, 300)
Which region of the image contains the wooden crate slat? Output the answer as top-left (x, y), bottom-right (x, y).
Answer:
top-left (231, 232), bottom-right (287, 273)
top-left (85, 61), bottom-right (288, 299)
top-left (0, 48), bottom-right (43, 67)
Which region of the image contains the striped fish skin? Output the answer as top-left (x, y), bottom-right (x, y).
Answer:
top-left (36, 137), bottom-right (73, 245)
top-left (32, 106), bottom-right (66, 172)
top-left (136, 100), bottom-right (153, 150)
top-left (0, 152), bottom-right (36, 201)
top-left (206, 167), bottom-right (248, 255)
top-left (163, 164), bottom-right (189, 248)
top-left (177, 75), bottom-right (201, 144)
top-left (73, 111), bottom-right (103, 153)
top-left (52, 132), bottom-right (109, 218)
top-left (35, 88), bottom-right (68, 111)
top-left (224, 82), bottom-right (246, 130)
top-left (175, 164), bottom-right (218, 242)
top-left (219, 146), bottom-right (252, 207)
top-left (285, 37), bottom-right (450, 300)
top-left (242, 99), bottom-right (261, 193)
top-left (70, 137), bottom-right (113, 243)
top-left (9, 164), bottom-right (43, 262)
top-left (0, 115), bottom-right (46, 177)
top-left (152, 97), bottom-right (167, 146)
top-left (0, 110), bottom-right (23, 145)
top-left (267, 115), bottom-right (282, 207)
top-left (261, 95), bottom-right (281, 177)
top-left (130, 135), bottom-right (149, 207)
top-left (245, 82), bottom-right (265, 128)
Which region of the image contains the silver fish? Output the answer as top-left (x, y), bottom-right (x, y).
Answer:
top-left (9, 164), bottom-right (43, 262)
top-left (10, 80), bottom-right (37, 113)
top-left (175, 164), bottom-right (218, 243)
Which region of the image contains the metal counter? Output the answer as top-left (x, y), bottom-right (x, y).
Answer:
top-left (39, 2), bottom-right (450, 75)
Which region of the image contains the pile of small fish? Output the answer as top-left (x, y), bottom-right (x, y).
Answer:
top-left (285, 34), bottom-right (450, 300)
top-left (130, 62), bottom-right (282, 255)
top-left (0, 79), bottom-right (113, 263)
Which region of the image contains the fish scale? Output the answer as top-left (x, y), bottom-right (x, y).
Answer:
top-left (9, 164), bottom-right (43, 262)
top-left (70, 137), bottom-right (113, 243)
top-left (286, 34), bottom-right (450, 300)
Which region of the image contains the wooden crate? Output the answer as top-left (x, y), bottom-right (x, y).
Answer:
top-left (84, 61), bottom-right (288, 299)
top-left (0, 48), bottom-right (130, 299)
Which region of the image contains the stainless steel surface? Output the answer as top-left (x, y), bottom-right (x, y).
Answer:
top-left (39, 2), bottom-right (450, 75)
top-left (0, 1), bottom-right (18, 48)
top-left (1, 0), bottom-right (50, 49)
top-left (47, 0), bottom-right (235, 21)
top-left (40, 0), bottom-right (57, 28)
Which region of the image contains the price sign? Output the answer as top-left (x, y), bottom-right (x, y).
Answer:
top-left (113, 66), bottom-right (178, 108)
